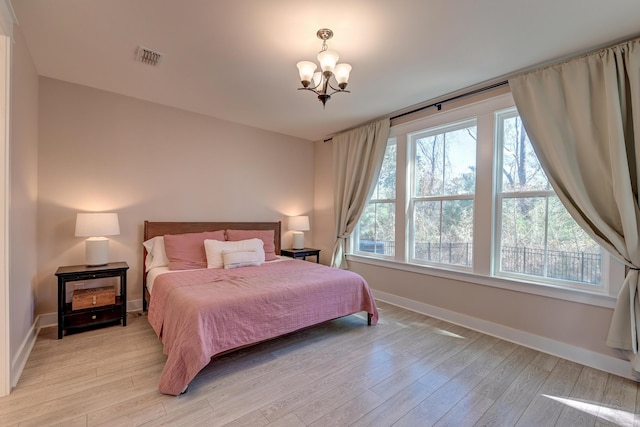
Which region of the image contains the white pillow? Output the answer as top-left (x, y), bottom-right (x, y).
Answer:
top-left (222, 249), bottom-right (261, 269)
top-left (142, 236), bottom-right (170, 272)
top-left (204, 238), bottom-right (265, 269)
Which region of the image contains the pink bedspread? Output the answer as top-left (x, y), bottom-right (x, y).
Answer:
top-left (147, 260), bottom-right (378, 395)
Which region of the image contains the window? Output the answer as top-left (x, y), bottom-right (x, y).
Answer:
top-left (495, 109), bottom-right (601, 286)
top-left (409, 120), bottom-right (476, 267)
top-left (355, 139), bottom-right (396, 257)
top-left (350, 93), bottom-right (616, 301)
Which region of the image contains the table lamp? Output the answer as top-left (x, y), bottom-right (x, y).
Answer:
top-left (75, 212), bottom-right (120, 266)
top-left (288, 216), bottom-right (310, 250)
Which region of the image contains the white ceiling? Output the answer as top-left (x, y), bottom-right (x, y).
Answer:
top-left (11, 0), bottom-right (640, 141)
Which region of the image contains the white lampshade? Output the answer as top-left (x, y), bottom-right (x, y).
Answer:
top-left (334, 63), bottom-right (352, 87)
top-left (75, 213), bottom-right (120, 266)
top-left (289, 216), bottom-right (310, 250)
top-left (317, 49), bottom-right (339, 73)
top-left (288, 216), bottom-right (310, 231)
top-left (296, 61), bottom-right (317, 85)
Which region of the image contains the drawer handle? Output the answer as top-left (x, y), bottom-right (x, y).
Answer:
top-left (91, 315), bottom-right (97, 320)
top-left (92, 296), bottom-right (97, 305)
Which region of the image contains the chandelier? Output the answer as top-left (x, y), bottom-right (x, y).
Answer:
top-left (296, 28), bottom-right (352, 107)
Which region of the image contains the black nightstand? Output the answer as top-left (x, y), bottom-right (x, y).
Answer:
top-left (55, 261), bottom-right (129, 339)
top-left (281, 248), bottom-right (321, 263)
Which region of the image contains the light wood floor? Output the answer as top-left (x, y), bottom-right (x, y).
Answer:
top-left (1, 301), bottom-right (639, 427)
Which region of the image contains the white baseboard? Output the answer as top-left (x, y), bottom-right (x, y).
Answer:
top-left (37, 312), bottom-right (57, 329)
top-left (127, 298), bottom-right (143, 313)
top-left (373, 289), bottom-right (636, 381)
top-left (10, 318), bottom-right (38, 388)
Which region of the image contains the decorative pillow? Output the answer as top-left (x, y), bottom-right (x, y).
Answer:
top-left (222, 249), bottom-right (261, 269)
top-left (163, 230), bottom-right (226, 270)
top-left (142, 236), bottom-right (169, 272)
top-left (226, 229), bottom-right (277, 261)
top-left (204, 238), bottom-right (265, 269)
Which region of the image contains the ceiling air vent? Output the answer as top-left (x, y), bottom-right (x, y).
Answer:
top-left (137, 46), bottom-right (163, 66)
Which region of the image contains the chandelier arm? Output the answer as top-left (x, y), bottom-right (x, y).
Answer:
top-left (326, 81), bottom-right (343, 92)
top-left (298, 87), bottom-right (321, 96)
top-left (326, 88), bottom-right (351, 96)
top-left (325, 81), bottom-right (351, 95)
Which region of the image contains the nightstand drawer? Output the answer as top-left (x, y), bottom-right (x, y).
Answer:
top-left (72, 286), bottom-right (116, 310)
top-left (63, 306), bottom-right (122, 329)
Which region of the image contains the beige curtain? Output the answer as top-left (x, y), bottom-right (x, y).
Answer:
top-left (331, 119), bottom-right (390, 268)
top-left (509, 38), bottom-right (640, 368)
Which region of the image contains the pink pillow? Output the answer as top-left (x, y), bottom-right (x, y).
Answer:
top-left (164, 230), bottom-right (226, 270)
top-left (226, 229), bottom-right (277, 261)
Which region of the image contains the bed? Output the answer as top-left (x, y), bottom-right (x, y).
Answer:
top-left (142, 220), bottom-right (379, 395)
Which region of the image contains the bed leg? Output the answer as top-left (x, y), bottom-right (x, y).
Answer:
top-left (368, 313), bottom-right (372, 326)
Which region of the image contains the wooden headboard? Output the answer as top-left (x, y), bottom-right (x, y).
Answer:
top-left (142, 220), bottom-right (282, 310)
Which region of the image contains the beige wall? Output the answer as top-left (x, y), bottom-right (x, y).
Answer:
top-left (36, 78), bottom-right (314, 315)
top-left (10, 27), bottom-right (38, 364)
top-left (313, 139), bottom-right (334, 265)
top-left (313, 126), bottom-right (617, 360)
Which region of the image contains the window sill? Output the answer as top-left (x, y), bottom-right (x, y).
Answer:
top-left (346, 254), bottom-right (618, 309)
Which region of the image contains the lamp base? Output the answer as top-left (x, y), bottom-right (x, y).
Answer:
top-left (292, 232), bottom-right (304, 250)
top-left (85, 237), bottom-right (109, 266)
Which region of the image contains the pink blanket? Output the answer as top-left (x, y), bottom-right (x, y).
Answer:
top-left (148, 260), bottom-right (378, 395)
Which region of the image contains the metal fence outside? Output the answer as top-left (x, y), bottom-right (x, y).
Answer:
top-left (357, 241), bottom-right (601, 284)
top-left (358, 240), bottom-right (395, 256)
top-left (500, 246), bottom-right (601, 284)
top-left (414, 242), bottom-right (472, 266)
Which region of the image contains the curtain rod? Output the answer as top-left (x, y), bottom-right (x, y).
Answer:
top-left (390, 80), bottom-right (509, 121)
top-left (323, 80), bottom-right (509, 142)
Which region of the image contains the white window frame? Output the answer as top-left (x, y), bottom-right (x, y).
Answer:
top-left (407, 119), bottom-right (477, 270)
top-left (348, 92), bottom-right (624, 308)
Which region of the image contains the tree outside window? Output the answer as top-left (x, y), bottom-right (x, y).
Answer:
top-left (410, 120), bottom-right (476, 267)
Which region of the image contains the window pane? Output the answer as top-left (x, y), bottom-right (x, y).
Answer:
top-left (413, 200), bottom-right (473, 266)
top-left (500, 196), bottom-right (601, 284)
top-left (500, 197), bottom-right (547, 249)
top-left (357, 139), bottom-right (397, 257)
top-left (371, 140), bottom-right (396, 200)
top-left (500, 115), bottom-right (549, 192)
top-left (413, 201), bottom-right (440, 258)
top-left (414, 122), bottom-right (476, 197)
top-left (444, 128), bottom-right (477, 195)
top-left (414, 135), bottom-right (444, 196)
top-left (357, 202), bottom-right (395, 256)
